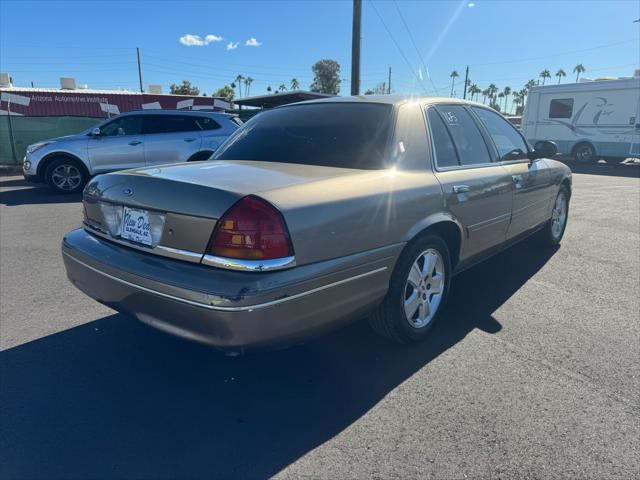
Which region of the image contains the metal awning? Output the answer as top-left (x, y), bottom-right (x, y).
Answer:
top-left (233, 90), bottom-right (335, 108)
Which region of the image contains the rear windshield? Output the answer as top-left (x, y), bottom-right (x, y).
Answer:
top-left (213, 103), bottom-right (393, 169)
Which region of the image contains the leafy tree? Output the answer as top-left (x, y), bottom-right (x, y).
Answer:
top-left (169, 80), bottom-right (199, 96)
top-left (573, 63), bottom-right (585, 82)
top-left (310, 59), bottom-right (341, 95)
top-left (212, 85), bottom-right (235, 101)
top-left (267, 86), bottom-right (272, 93)
top-left (290, 78), bottom-right (300, 91)
top-left (539, 69), bottom-right (551, 85)
top-left (449, 70), bottom-right (459, 97)
top-left (364, 89), bottom-right (375, 95)
top-left (555, 69), bottom-right (566, 84)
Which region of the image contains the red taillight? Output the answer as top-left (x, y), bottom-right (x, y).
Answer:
top-left (206, 196), bottom-right (294, 260)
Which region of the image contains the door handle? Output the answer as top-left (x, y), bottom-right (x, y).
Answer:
top-left (512, 174), bottom-right (524, 189)
top-left (128, 140), bottom-right (142, 146)
top-left (452, 185), bottom-right (470, 194)
top-left (184, 138), bottom-right (197, 142)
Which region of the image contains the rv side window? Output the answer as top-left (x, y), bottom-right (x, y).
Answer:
top-left (549, 98), bottom-right (574, 119)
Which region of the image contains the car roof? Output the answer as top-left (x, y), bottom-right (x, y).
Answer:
top-left (118, 110), bottom-right (235, 117)
top-left (289, 94), bottom-right (483, 108)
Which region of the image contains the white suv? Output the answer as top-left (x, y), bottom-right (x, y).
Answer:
top-left (23, 110), bottom-right (241, 193)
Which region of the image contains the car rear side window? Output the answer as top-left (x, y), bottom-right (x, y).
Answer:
top-left (435, 105), bottom-right (492, 166)
top-left (471, 107), bottom-right (529, 161)
top-left (427, 108), bottom-right (459, 167)
top-left (214, 103), bottom-right (393, 169)
top-left (144, 115), bottom-right (216, 134)
top-left (549, 98), bottom-right (574, 119)
top-left (196, 117), bottom-right (221, 131)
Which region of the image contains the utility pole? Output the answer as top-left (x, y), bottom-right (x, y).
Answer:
top-left (388, 67), bottom-right (392, 94)
top-left (136, 47), bottom-right (143, 93)
top-left (351, 0), bottom-right (362, 96)
top-left (462, 65), bottom-right (469, 100)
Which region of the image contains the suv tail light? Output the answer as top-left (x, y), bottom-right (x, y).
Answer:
top-left (206, 196), bottom-right (294, 260)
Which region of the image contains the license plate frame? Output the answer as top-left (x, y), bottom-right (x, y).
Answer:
top-left (120, 206), bottom-right (153, 246)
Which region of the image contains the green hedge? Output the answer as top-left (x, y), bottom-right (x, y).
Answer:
top-left (0, 116), bottom-right (102, 165)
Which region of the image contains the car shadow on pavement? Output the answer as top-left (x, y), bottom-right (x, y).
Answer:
top-left (0, 179), bottom-right (81, 206)
top-left (0, 239), bottom-right (558, 479)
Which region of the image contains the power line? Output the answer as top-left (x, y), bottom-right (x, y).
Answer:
top-left (469, 38), bottom-right (639, 67)
top-left (368, 0), bottom-right (431, 95)
top-left (392, 0), bottom-right (441, 95)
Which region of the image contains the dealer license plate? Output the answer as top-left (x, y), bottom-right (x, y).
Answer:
top-left (120, 207), bottom-right (153, 246)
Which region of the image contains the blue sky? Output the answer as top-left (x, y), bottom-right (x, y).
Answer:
top-left (1, 0), bottom-right (638, 110)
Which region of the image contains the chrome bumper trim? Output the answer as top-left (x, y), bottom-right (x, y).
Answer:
top-left (63, 251), bottom-right (387, 312)
top-left (201, 254), bottom-right (296, 271)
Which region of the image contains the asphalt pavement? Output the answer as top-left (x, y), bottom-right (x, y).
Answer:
top-left (0, 161), bottom-right (639, 479)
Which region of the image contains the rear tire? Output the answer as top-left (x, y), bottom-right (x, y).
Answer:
top-left (44, 157), bottom-right (87, 194)
top-left (538, 185), bottom-right (570, 246)
top-left (573, 142), bottom-right (597, 163)
top-left (369, 234), bottom-right (451, 343)
top-left (187, 151), bottom-right (213, 162)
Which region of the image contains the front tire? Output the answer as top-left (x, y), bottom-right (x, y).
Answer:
top-left (44, 157), bottom-right (87, 194)
top-left (369, 234), bottom-right (451, 343)
top-left (539, 185), bottom-right (570, 246)
top-left (574, 142), bottom-right (596, 163)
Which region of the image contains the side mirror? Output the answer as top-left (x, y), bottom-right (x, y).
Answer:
top-left (530, 140), bottom-right (557, 160)
top-left (90, 127), bottom-right (101, 137)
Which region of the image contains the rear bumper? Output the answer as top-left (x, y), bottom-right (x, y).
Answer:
top-left (62, 229), bottom-right (401, 350)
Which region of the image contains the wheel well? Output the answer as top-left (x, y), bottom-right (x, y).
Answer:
top-left (571, 141), bottom-right (595, 156)
top-left (561, 178), bottom-right (572, 198)
top-left (416, 221), bottom-right (462, 269)
top-left (187, 150), bottom-right (214, 162)
top-left (38, 153), bottom-right (89, 182)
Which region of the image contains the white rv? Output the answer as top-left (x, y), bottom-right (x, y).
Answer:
top-left (521, 77), bottom-right (640, 161)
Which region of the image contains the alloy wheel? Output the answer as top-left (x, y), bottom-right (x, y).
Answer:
top-left (403, 248), bottom-right (445, 328)
top-left (551, 192), bottom-right (568, 240)
top-left (51, 164), bottom-right (82, 191)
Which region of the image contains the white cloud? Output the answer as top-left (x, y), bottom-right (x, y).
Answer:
top-left (245, 38), bottom-right (262, 47)
top-left (226, 41), bottom-right (239, 50)
top-left (179, 33), bottom-right (224, 47)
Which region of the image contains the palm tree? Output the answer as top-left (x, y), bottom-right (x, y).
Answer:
top-left (525, 79), bottom-right (537, 90)
top-left (573, 63), bottom-right (585, 82)
top-left (290, 78), bottom-right (300, 91)
top-left (488, 83), bottom-right (498, 105)
top-left (481, 88), bottom-right (490, 104)
top-left (502, 86), bottom-right (511, 112)
top-left (278, 84), bottom-right (287, 93)
top-left (449, 70), bottom-right (459, 97)
top-left (511, 91), bottom-right (521, 114)
top-left (234, 74), bottom-right (244, 99)
top-left (539, 69), bottom-right (551, 85)
top-left (471, 85), bottom-right (481, 101)
top-left (518, 87), bottom-right (527, 113)
top-left (555, 69), bottom-right (566, 84)
top-left (467, 82), bottom-right (476, 100)
top-left (244, 76), bottom-right (254, 97)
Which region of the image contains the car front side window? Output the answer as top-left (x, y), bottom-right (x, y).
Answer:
top-left (434, 105), bottom-right (492, 166)
top-left (471, 107), bottom-right (529, 161)
top-left (100, 116), bottom-right (143, 137)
